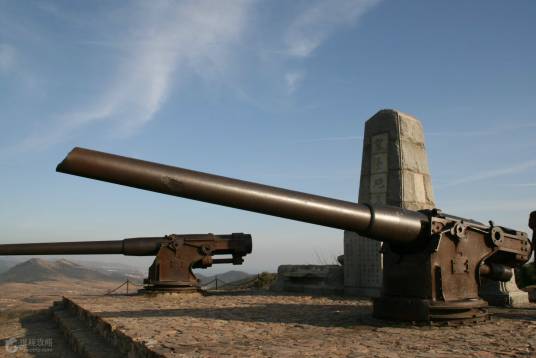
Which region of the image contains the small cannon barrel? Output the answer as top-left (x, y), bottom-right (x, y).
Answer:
top-left (0, 234), bottom-right (252, 257)
top-left (0, 237), bottom-right (167, 256)
top-left (57, 148), bottom-right (428, 244)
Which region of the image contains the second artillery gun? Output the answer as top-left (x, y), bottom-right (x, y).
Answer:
top-left (0, 233), bottom-right (252, 292)
top-left (56, 147), bottom-right (534, 322)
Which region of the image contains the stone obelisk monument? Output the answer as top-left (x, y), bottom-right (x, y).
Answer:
top-left (343, 109), bottom-right (435, 297)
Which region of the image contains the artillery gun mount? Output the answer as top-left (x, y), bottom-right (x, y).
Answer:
top-left (0, 233), bottom-right (252, 292)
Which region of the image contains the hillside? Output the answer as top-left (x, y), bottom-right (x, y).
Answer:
top-left (213, 272), bottom-right (277, 290)
top-left (0, 258), bottom-right (129, 283)
top-left (197, 271), bottom-right (277, 290)
top-left (0, 258), bottom-right (19, 274)
top-left (199, 270), bottom-right (254, 288)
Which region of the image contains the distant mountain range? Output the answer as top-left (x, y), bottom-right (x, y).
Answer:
top-left (0, 258), bottom-right (143, 283)
top-left (0, 257), bottom-right (19, 274)
top-left (0, 258), bottom-right (260, 287)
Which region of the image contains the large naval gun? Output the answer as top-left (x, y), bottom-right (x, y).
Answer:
top-left (56, 147), bottom-right (534, 322)
top-left (0, 233), bottom-right (252, 292)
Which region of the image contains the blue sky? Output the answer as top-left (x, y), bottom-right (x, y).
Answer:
top-left (0, 0), bottom-right (535, 273)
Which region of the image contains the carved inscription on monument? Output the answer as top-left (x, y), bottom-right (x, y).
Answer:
top-left (369, 133), bottom-right (388, 205)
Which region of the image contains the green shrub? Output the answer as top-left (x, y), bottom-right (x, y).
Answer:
top-left (254, 272), bottom-right (277, 290)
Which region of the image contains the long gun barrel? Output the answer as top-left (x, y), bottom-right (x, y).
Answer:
top-left (0, 234), bottom-right (249, 257)
top-left (56, 147), bottom-right (428, 244)
top-left (0, 237), bottom-right (165, 256)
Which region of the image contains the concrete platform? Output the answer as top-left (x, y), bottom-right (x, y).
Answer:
top-left (54, 291), bottom-right (536, 357)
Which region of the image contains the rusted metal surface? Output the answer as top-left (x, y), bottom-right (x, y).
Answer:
top-left (143, 233), bottom-right (252, 291)
top-left (56, 147), bottom-right (534, 323)
top-left (0, 233), bottom-right (252, 292)
top-left (479, 263), bottom-right (513, 282)
top-left (376, 209), bottom-right (531, 322)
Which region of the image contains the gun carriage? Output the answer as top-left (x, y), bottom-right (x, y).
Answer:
top-left (0, 233), bottom-right (252, 292)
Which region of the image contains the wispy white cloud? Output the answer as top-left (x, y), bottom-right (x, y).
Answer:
top-left (426, 122), bottom-right (536, 137)
top-left (15, 0), bottom-right (251, 150)
top-left (293, 121), bottom-right (536, 145)
top-left (254, 169), bottom-right (359, 181)
top-left (441, 198), bottom-right (536, 213)
top-left (504, 183), bottom-right (536, 187)
top-left (285, 0), bottom-right (380, 58)
top-left (7, 0), bottom-right (383, 151)
top-left (285, 71), bottom-right (305, 94)
top-left (278, 0), bottom-right (380, 95)
top-left (74, 0), bottom-right (250, 132)
top-left (0, 43), bottom-right (16, 73)
top-left (438, 160), bottom-right (536, 188)
top-left (294, 135), bottom-right (363, 144)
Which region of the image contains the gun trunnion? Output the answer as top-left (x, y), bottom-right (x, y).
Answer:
top-left (0, 233), bottom-right (252, 292)
top-left (57, 147), bottom-right (533, 322)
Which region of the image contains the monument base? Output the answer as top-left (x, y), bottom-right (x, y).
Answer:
top-left (480, 292), bottom-right (529, 307)
top-left (343, 231), bottom-right (383, 298)
top-left (373, 296), bottom-right (489, 324)
top-left (479, 275), bottom-right (529, 307)
top-left (344, 286), bottom-right (381, 298)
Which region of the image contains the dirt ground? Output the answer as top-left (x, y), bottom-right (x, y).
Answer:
top-left (0, 280), bottom-right (123, 358)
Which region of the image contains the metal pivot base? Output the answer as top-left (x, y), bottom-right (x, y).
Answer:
top-left (139, 281), bottom-right (201, 294)
top-left (373, 296), bottom-right (490, 324)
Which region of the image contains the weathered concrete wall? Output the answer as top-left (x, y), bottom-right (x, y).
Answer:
top-left (344, 109), bottom-right (435, 297)
top-left (272, 265), bottom-right (344, 295)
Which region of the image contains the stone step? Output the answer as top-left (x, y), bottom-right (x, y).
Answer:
top-left (52, 303), bottom-right (123, 358)
top-left (58, 298), bottom-right (166, 358)
top-left (10, 309), bottom-right (80, 358)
